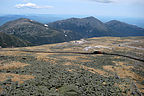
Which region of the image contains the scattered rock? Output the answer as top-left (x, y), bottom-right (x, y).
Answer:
top-left (102, 82), bottom-right (107, 85)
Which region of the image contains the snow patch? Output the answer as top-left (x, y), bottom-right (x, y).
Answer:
top-left (94, 45), bottom-right (111, 49)
top-left (84, 45), bottom-right (111, 51)
top-left (71, 39), bottom-right (87, 44)
top-left (84, 46), bottom-right (94, 51)
top-left (44, 24), bottom-right (48, 27)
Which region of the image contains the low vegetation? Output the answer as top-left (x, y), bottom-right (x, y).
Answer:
top-left (0, 37), bottom-right (144, 95)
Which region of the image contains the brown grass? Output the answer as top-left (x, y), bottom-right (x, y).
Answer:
top-left (115, 82), bottom-right (144, 95)
top-left (62, 48), bottom-right (75, 51)
top-left (0, 51), bottom-right (27, 56)
top-left (36, 55), bottom-right (61, 64)
top-left (67, 69), bottom-right (76, 72)
top-left (89, 37), bottom-right (121, 40)
top-left (0, 73), bottom-right (35, 84)
top-left (35, 53), bottom-right (62, 63)
top-left (114, 83), bottom-right (131, 95)
top-left (103, 61), bottom-right (144, 93)
top-left (0, 60), bottom-right (33, 93)
top-left (113, 56), bottom-right (121, 59)
top-left (60, 56), bottom-right (81, 61)
top-left (63, 62), bottom-right (108, 76)
top-left (0, 86), bottom-right (2, 93)
top-left (0, 61), bottom-right (29, 70)
top-left (63, 62), bottom-right (72, 66)
top-left (41, 57), bottom-right (58, 64)
top-left (36, 53), bottom-right (49, 60)
top-left (63, 47), bottom-right (83, 51)
top-left (136, 83), bottom-right (144, 93)
top-left (103, 65), bottom-right (142, 81)
top-left (79, 60), bottom-right (92, 62)
top-left (60, 55), bottom-right (92, 62)
top-left (113, 61), bottom-right (134, 69)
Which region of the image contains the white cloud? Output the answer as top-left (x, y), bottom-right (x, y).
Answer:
top-left (15, 3), bottom-right (53, 9)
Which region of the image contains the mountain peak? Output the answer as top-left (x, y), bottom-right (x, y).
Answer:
top-left (105, 20), bottom-right (140, 28)
top-left (0, 18), bottom-right (34, 26)
top-left (109, 20), bottom-right (120, 22)
top-left (106, 20), bottom-right (125, 25)
top-left (0, 18), bottom-right (44, 30)
top-left (84, 16), bottom-right (96, 20)
top-left (15, 18), bottom-right (32, 22)
top-left (83, 16), bottom-right (103, 24)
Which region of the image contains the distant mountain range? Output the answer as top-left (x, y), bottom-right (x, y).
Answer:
top-left (49, 16), bottom-right (144, 37)
top-left (1, 15), bottom-right (144, 28)
top-left (0, 16), bottom-right (144, 47)
top-left (0, 15), bottom-right (64, 26)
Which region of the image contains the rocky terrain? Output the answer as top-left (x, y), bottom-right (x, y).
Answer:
top-left (0, 36), bottom-right (144, 96)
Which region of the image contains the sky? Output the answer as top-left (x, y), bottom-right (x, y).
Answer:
top-left (0, 0), bottom-right (144, 18)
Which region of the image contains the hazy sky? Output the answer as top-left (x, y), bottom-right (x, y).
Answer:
top-left (0, 0), bottom-right (144, 18)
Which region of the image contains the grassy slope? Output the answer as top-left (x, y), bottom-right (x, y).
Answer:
top-left (0, 36), bottom-right (144, 96)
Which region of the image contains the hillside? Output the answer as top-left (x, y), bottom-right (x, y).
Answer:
top-left (0, 36), bottom-right (144, 95)
top-left (48, 16), bottom-right (111, 38)
top-left (0, 18), bottom-right (78, 45)
top-left (0, 32), bottom-right (30, 48)
top-left (48, 17), bottom-right (144, 37)
top-left (105, 20), bottom-right (144, 36)
top-left (0, 17), bottom-right (144, 48)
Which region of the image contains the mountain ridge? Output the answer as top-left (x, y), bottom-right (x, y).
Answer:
top-left (0, 18), bottom-right (82, 47)
top-left (105, 20), bottom-right (144, 36)
top-left (48, 16), bottom-right (110, 38)
top-left (0, 16), bottom-right (144, 48)
top-left (48, 16), bottom-right (144, 37)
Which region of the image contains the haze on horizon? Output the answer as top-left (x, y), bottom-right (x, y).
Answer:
top-left (0, 0), bottom-right (144, 18)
